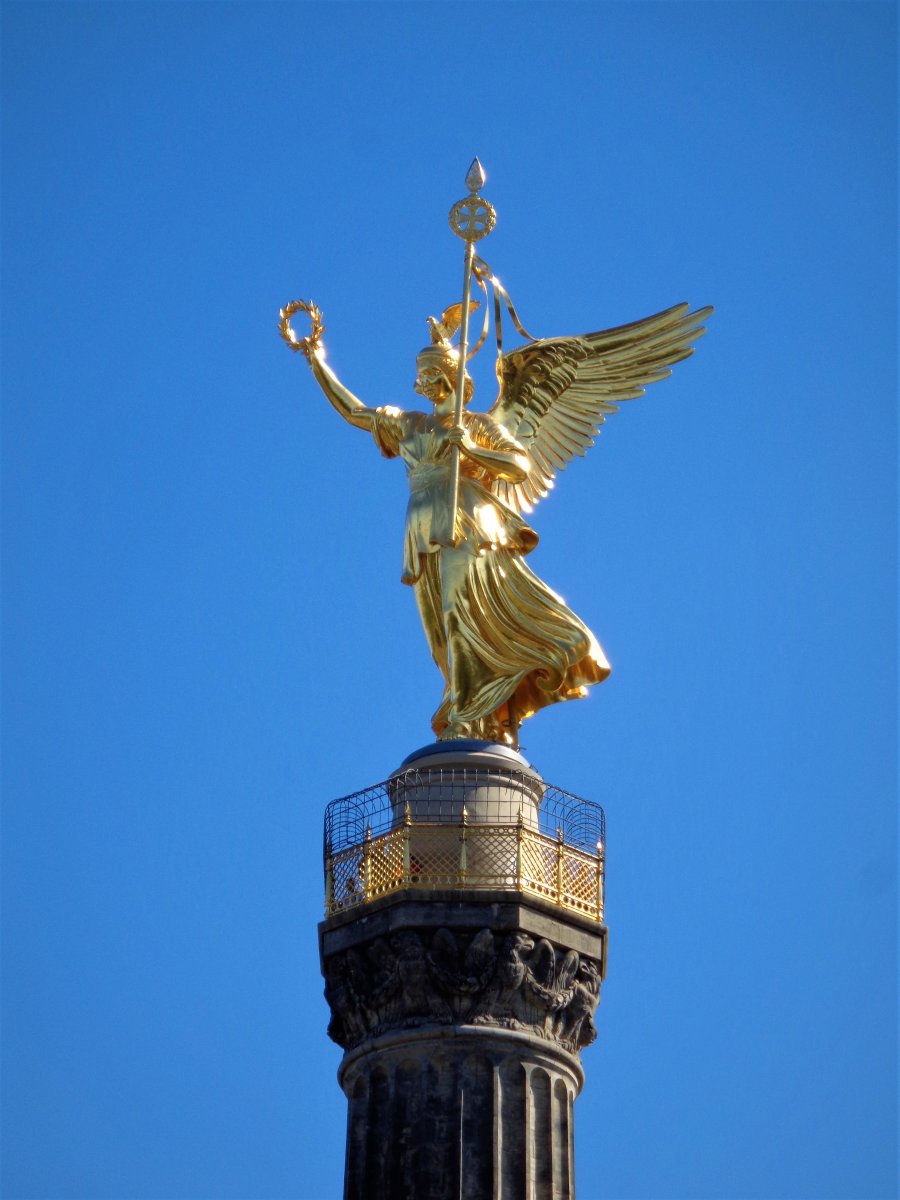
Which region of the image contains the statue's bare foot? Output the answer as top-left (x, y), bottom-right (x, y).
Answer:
top-left (438, 721), bottom-right (469, 741)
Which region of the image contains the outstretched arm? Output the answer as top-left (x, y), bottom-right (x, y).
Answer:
top-left (279, 301), bottom-right (378, 434)
top-left (307, 349), bottom-right (376, 433)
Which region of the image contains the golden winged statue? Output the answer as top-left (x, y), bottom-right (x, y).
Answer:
top-left (281, 291), bottom-right (711, 749)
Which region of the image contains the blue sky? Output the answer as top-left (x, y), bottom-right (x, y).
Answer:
top-left (2, 3), bottom-right (896, 1198)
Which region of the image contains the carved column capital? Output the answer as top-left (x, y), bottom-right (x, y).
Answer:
top-left (321, 897), bottom-right (605, 1058)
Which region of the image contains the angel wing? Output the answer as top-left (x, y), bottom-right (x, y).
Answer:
top-left (488, 302), bottom-right (712, 513)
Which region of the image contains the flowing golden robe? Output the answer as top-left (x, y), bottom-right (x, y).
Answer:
top-left (372, 405), bottom-right (610, 742)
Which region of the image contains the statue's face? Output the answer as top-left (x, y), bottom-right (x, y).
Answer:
top-left (415, 364), bottom-right (454, 405)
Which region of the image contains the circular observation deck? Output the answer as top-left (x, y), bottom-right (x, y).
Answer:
top-left (323, 743), bottom-right (606, 923)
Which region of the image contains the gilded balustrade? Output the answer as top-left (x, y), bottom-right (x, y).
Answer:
top-left (323, 771), bottom-right (605, 923)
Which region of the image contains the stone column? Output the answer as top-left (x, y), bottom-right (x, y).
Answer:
top-left (319, 745), bottom-right (607, 1200)
top-left (342, 1028), bottom-right (580, 1200)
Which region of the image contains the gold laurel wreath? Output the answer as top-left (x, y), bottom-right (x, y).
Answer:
top-left (278, 299), bottom-right (325, 359)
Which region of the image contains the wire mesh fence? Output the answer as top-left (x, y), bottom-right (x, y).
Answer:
top-left (323, 766), bottom-right (606, 922)
top-left (324, 767), bottom-right (605, 854)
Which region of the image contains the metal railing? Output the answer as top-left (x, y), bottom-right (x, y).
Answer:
top-left (323, 768), bottom-right (606, 923)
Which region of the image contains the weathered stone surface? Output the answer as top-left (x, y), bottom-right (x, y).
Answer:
top-left (321, 892), bottom-right (606, 1056)
top-left (340, 1030), bottom-right (580, 1200)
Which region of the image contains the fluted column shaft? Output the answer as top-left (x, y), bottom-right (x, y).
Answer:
top-left (341, 1030), bottom-right (579, 1200)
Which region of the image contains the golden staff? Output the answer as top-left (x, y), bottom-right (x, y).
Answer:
top-left (447, 158), bottom-right (496, 546)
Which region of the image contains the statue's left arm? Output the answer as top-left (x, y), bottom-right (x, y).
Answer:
top-left (447, 421), bottom-right (529, 484)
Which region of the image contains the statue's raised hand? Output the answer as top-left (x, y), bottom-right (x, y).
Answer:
top-left (278, 300), bottom-right (325, 361)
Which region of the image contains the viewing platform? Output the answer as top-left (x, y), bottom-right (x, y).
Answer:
top-left (323, 741), bottom-right (606, 924)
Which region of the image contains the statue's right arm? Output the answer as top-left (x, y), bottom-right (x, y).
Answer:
top-left (307, 350), bottom-right (376, 432)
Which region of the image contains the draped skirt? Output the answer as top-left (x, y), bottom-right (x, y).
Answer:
top-left (413, 544), bottom-right (610, 743)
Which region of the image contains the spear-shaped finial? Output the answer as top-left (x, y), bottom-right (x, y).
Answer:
top-left (465, 157), bottom-right (487, 194)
